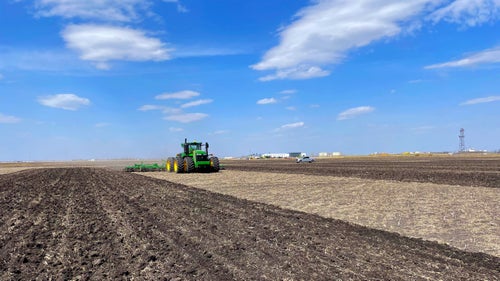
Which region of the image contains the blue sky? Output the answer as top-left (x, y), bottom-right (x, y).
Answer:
top-left (1, 0), bottom-right (499, 160)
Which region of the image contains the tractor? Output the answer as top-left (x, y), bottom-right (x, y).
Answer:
top-left (166, 139), bottom-right (220, 173)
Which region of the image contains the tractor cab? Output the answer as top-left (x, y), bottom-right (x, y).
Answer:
top-left (181, 139), bottom-right (209, 156)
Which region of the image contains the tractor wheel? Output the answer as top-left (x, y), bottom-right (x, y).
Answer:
top-left (184, 157), bottom-right (195, 173)
top-left (174, 157), bottom-right (184, 173)
top-left (166, 157), bottom-right (174, 172)
top-left (210, 156), bottom-right (220, 172)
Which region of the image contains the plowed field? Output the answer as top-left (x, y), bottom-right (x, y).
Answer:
top-left (225, 157), bottom-right (500, 188)
top-left (1, 168), bottom-right (499, 280)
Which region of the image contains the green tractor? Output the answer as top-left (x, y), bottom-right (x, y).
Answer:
top-left (166, 139), bottom-right (220, 173)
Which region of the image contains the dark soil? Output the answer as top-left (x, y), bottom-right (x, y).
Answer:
top-left (1, 168), bottom-right (499, 280)
top-left (225, 157), bottom-right (500, 188)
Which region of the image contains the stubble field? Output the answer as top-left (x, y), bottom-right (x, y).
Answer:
top-left (0, 156), bottom-right (499, 280)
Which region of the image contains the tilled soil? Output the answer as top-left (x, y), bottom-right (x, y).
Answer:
top-left (225, 157), bottom-right (500, 188)
top-left (1, 168), bottom-right (499, 280)
top-left (143, 170), bottom-right (500, 257)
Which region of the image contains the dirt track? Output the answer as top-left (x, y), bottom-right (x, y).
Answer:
top-left (1, 168), bottom-right (499, 280)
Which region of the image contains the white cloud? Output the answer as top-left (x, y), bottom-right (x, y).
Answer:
top-left (62, 24), bottom-right (171, 68)
top-left (169, 127), bottom-right (184, 132)
top-left (337, 106), bottom-right (375, 120)
top-left (460, 95), bottom-right (500, 105)
top-left (252, 0), bottom-right (500, 80)
top-left (252, 1), bottom-right (433, 81)
top-left (210, 130), bottom-right (229, 135)
top-left (38, 93), bottom-right (90, 111)
top-left (0, 113), bottom-right (21, 124)
top-left (164, 113), bottom-right (208, 123)
top-left (425, 46), bottom-right (500, 69)
top-left (279, 122), bottom-right (305, 130)
top-left (138, 105), bottom-right (165, 111)
top-left (286, 106), bottom-right (296, 111)
top-left (33, 0), bottom-right (148, 21)
top-left (180, 99), bottom-right (213, 108)
top-left (155, 90), bottom-right (200, 100)
top-left (257, 98), bottom-right (277, 105)
top-left (280, 89), bottom-right (297, 94)
top-left (429, 0), bottom-right (500, 27)
top-left (0, 73), bottom-right (4, 80)
top-left (163, 0), bottom-right (188, 13)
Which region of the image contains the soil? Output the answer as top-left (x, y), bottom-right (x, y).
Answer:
top-left (224, 156), bottom-right (500, 188)
top-left (143, 170), bottom-right (500, 257)
top-left (1, 168), bottom-right (499, 280)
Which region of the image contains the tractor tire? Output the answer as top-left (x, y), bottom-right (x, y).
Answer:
top-left (174, 157), bottom-right (184, 173)
top-left (210, 156), bottom-right (220, 172)
top-left (166, 157), bottom-right (174, 172)
top-left (184, 157), bottom-right (195, 173)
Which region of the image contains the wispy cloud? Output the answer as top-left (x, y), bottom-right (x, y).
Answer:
top-left (286, 106), bottom-right (296, 111)
top-left (0, 113), bottom-right (21, 124)
top-left (62, 24), bottom-right (172, 69)
top-left (32, 0), bottom-right (149, 21)
top-left (210, 130), bottom-right (229, 135)
top-left (180, 99), bottom-right (213, 108)
top-left (428, 0), bottom-right (500, 27)
top-left (164, 113), bottom-right (208, 123)
top-left (257, 98), bottom-right (277, 105)
top-left (460, 95), bottom-right (500, 105)
top-left (169, 127), bottom-right (184, 132)
top-left (0, 73), bottom-right (4, 80)
top-left (252, 0), bottom-right (500, 81)
top-left (280, 89), bottom-right (297, 94)
top-left (38, 93), bottom-right (90, 111)
top-left (155, 90), bottom-right (200, 100)
top-left (337, 106), bottom-right (375, 120)
top-left (425, 46), bottom-right (500, 69)
top-left (138, 105), bottom-right (165, 111)
top-left (276, 122), bottom-right (305, 131)
top-left (163, 0), bottom-right (188, 13)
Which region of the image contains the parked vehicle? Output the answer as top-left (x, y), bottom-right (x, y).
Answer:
top-left (296, 156), bottom-right (315, 163)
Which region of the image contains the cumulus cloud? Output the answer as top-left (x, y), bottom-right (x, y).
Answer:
top-left (33, 0), bottom-right (149, 21)
top-left (0, 113), bottom-right (21, 124)
top-left (257, 98), bottom-right (277, 105)
top-left (62, 24), bottom-right (171, 68)
top-left (38, 93), bottom-right (90, 111)
top-left (155, 90), bottom-right (200, 100)
top-left (164, 113), bottom-right (208, 123)
top-left (252, 0), bottom-right (500, 80)
top-left (460, 95), bottom-right (500, 105)
top-left (337, 106), bottom-right (375, 120)
top-left (180, 99), bottom-right (213, 108)
top-left (425, 46), bottom-right (500, 69)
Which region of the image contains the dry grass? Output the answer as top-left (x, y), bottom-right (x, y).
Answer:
top-left (142, 170), bottom-right (500, 257)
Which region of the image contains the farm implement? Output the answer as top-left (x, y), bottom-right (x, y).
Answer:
top-left (124, 163), bottom-right (165, 172)
top-left (166, 138), bottom-right (220, 173)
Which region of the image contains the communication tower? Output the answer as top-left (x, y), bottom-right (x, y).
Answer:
top-left (459, 128), bottom-right (465, 152)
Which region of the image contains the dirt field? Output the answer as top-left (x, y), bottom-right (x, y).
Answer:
top-left (224, 156), bottom-right (500, 188)
top-left (1, 168), bottom-right (499, 280)
top-left (145, 170), bottom-right (500, 257)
